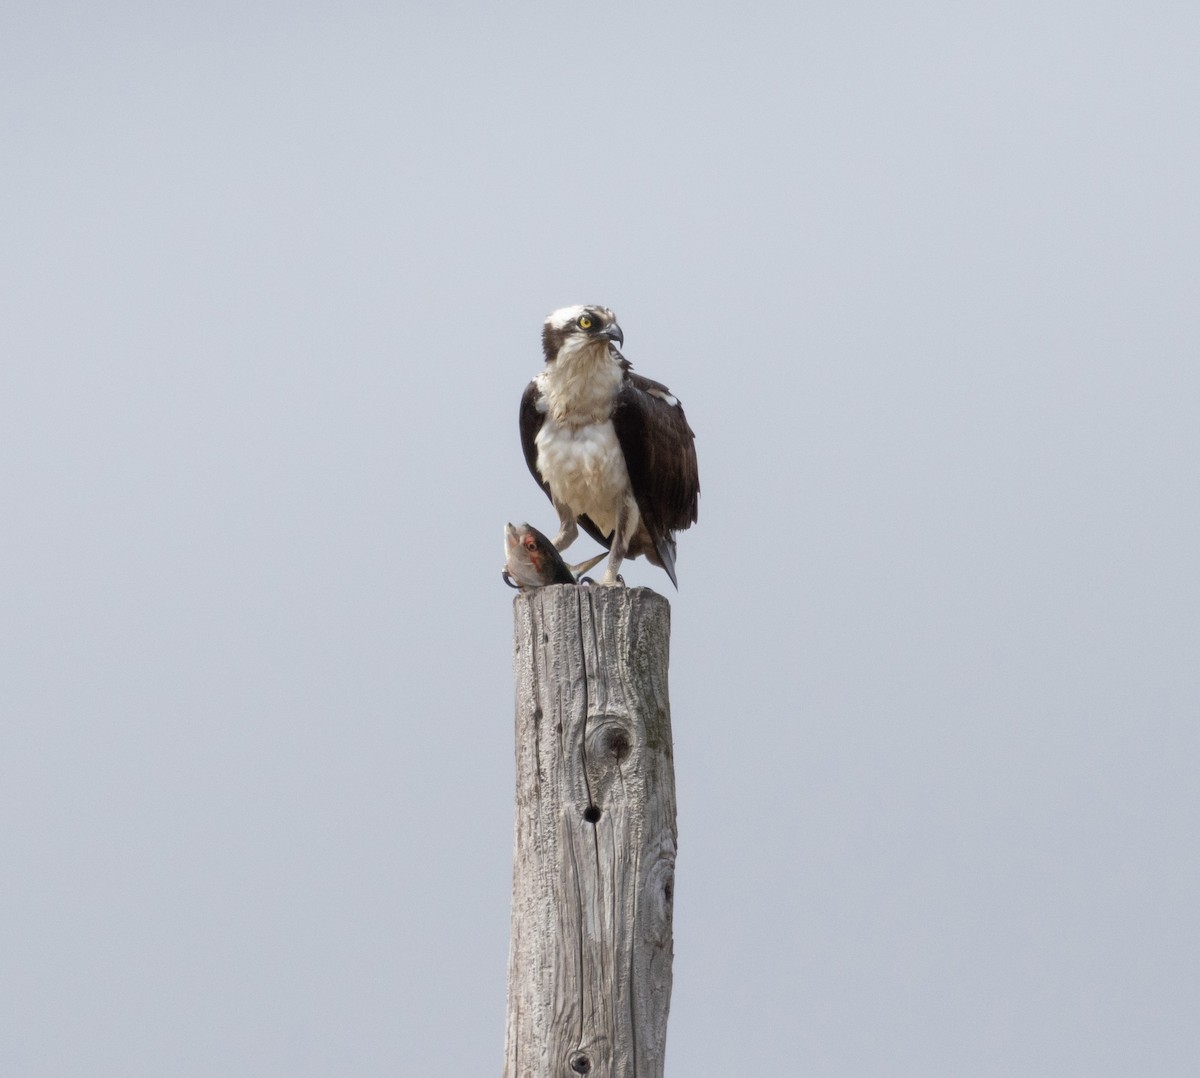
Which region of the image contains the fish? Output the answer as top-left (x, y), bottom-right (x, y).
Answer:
top-left (503, 522), bottom-right (608, 590)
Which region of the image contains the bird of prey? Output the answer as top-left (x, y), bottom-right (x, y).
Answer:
top-left (519, 305), bottom-right (699, 587)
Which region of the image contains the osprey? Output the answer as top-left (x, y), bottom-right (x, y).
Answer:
top-left (519, 305), bottom-right (699, 587)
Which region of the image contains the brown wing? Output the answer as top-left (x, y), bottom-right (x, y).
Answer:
top-left (519, 380), bottom-right (549, 498)
top-left (612, 372), bottom-right (700, 540)
top-left (519, 379), bottom-right (613, 549)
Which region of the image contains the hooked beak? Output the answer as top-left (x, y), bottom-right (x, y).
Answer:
top-left (602, 321), bottom-right (624, 348)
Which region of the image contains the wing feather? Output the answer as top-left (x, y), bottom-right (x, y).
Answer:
top-left (519, 380), bottom-right (549, 498)
top-left (612, 372), bottom-right (700, 541)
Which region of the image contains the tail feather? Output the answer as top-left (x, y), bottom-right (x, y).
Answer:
top-left (653, 532), bottom-right (679, 590)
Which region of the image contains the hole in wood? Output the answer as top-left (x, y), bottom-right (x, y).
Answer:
top-left (582, 805), bottom-right (601, 824)
top-left (569, 1052), bottom-right (592, 1074)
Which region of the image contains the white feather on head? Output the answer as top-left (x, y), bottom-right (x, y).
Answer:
top-left (545, 305), bottom-right (589, 329)
top-left (544, 305), bottom-right (618, 330)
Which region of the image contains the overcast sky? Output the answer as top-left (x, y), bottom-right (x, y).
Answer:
top-left (2, 3), bottom-right (1198, 1075)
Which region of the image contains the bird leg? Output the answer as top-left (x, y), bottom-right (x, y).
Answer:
top-left (550, 502), bottom-right (579, 552)
top-left (600, 496), bottom-right (638, 586)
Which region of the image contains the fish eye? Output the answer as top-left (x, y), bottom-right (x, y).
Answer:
top-left (524, 537), bottom-right (538, 550)
top-left (578, 315), bottom-right (593, 330)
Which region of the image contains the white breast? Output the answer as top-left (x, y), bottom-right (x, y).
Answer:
top-left (535, 340), bottom-right (624, 426)
top-left (535, 418), bottom-right (631, 538)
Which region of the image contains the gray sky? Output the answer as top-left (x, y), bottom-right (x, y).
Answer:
top-left (3, 3), bottom-right (1198, 1075)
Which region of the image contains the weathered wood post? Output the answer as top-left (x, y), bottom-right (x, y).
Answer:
top-left (504, 585), bottom-right (677, 1078)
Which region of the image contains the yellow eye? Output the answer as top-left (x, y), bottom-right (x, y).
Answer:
top-left (578, 315), bottom-right (593, 330)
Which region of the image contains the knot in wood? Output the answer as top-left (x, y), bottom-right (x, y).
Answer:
top-left (568, 1050), bottom-right (592, 1074)
top-left (600, 726), bottom-right (631, 763)
top-left (584, 715), bottom-right (635, 766)
top-left (644, 847), bottom-right (677, 929)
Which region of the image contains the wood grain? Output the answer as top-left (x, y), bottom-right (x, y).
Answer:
top-left (505, 585), bottom-right (677, 1078)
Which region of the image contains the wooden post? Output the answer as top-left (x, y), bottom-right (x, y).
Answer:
top-left (504, 585), bottom-right (677, 1078)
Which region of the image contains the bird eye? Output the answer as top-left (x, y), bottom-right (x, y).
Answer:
top-left (578, 315), bottom-right (593, 330)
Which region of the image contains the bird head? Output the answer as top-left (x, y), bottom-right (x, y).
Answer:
top-left (542, 305), bottom-right (624, 364)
